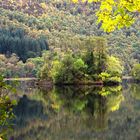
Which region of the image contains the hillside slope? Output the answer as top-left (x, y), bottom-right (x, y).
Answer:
top-left (0, 0), bottom-right (140, 73)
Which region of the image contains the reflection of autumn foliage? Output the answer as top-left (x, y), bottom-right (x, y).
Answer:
top-left (41, 85), bottom-right (123, 117)
top-left (48, 86), bottom-right (124, 131)
top-left (9, 85), bottom-right (124, 139)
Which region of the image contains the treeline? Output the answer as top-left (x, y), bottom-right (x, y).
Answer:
top-left (0, 27), bottom-right (49, 61)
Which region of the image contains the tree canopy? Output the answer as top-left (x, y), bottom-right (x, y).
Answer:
top-left (72, 0), bottom-right (140, 32)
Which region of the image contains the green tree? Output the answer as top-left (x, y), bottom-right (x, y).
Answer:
top-left (99, 56), bottom-right (123, 84)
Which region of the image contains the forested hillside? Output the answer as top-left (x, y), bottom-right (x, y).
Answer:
top-left (0, 0), bottom-right (140, 76)
top-left (2, 1), bottom-right (140, 140)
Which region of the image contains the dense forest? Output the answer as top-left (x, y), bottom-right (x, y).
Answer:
top-left (0, 0), bottom-right (139, 78)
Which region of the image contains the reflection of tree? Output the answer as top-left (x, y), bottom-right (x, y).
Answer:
top-left (131, 84), bottom-right (140, 100)
top-left (13, 95), bottom-right (46, 127)
top-left (45, 86), bottom-right (124, 131)
top-left (25, 86), bottom-right (123, 133)
top-left (10, 85), bottom-right (124, 140)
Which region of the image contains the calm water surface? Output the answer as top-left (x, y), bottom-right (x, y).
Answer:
top-left (6, 82), bottom-right (140, 140)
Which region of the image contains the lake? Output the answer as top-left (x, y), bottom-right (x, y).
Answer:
top-left (4, 81), bottom-right (140, 140)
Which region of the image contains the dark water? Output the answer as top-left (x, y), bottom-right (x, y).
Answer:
top-left (5, 82), bottom-right (140, 140)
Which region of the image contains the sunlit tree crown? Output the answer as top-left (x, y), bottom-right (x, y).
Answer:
top-left (71, 0), bottom-right (140, 32)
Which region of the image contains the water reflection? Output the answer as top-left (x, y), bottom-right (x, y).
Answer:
top-left (13, 95), bottom-right (45, 127)
top-left (8, 85), bottom-right (124, 140)
top-left (131, 84), bottom-right (140, 100)
top-left (0, 96), bottom-right (15, 139)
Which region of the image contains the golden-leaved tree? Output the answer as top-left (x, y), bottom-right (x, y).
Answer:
top-left (72, 0), bottom-right (140, 32)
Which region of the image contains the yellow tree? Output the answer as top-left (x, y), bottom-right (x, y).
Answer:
top-left (72, 0), bottom-right (140, 32)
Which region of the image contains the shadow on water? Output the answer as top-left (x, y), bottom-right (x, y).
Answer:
top-left (7, 84), bottom-right (125, 140)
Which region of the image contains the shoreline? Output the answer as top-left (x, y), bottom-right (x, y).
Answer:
top-left (4, 76), bottom-right (139, 87)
